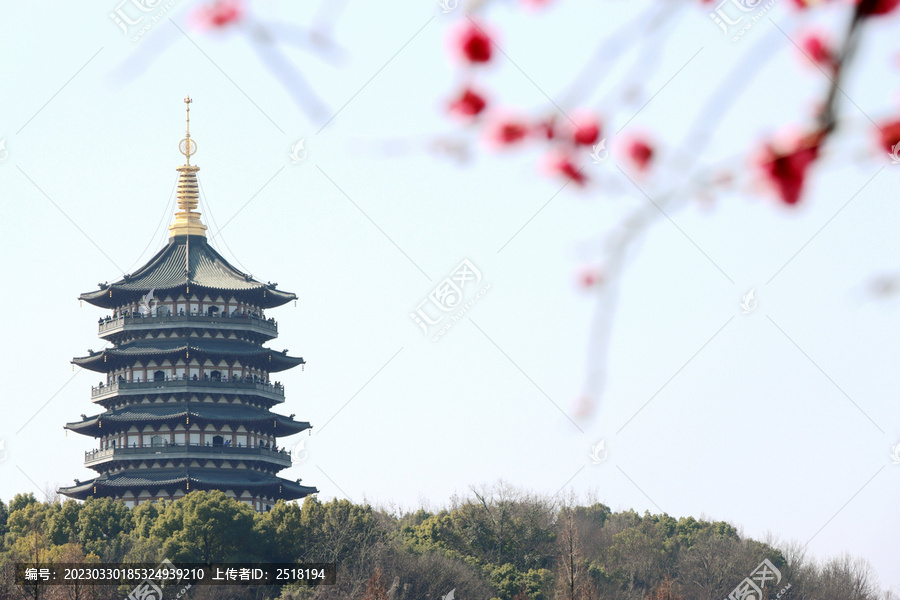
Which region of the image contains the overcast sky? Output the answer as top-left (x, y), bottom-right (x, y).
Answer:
top-left (1, 0), bottom-right (898, 592)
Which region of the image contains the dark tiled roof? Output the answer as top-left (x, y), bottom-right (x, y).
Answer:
top-left (59, 468), bottom-right (317, 501)
top-left (66, 402), bottom-right (310, 436)
top-left (72, 338), bottom-right (304, 373)
top-left (80, 237), bottom-right (296, 309)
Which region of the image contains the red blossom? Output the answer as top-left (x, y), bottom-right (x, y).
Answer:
top-left (519, 0), bottom-right (554, 10)
top-left (878, 118), bottom-right (900, 153)
top-left (483, 115), bottom-right (530, 148)
top-left (535, 117), bottom-right (557, 140)
top-left (758, 132), bottom-right (824, 205)
top-left (194, 0), bottom-right (244, 29)
top-left (800, 31), bottom-right (836, 69)
top-left (570, 113), bottom-right (602, 146)
top-left (790, 0), bottom-right (832, 8)
top-left (450, 21), bottom-right (494, 64)
top-left (857, 0), bottom-right (900, 16)
top-left (543, 149), bottom-right (587, 186)
top-left (576, 265), bottom-right (603, 288)
top-left (626, 137), bottom-right (655, 172)
top-left (448, 87), bottom-right (487, 119)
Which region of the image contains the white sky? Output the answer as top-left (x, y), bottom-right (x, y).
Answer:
top-left (1, 0), bottom-right (898, 592)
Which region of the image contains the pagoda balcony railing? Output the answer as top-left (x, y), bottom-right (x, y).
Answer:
top-left (98, 313), bottom-right (278, 336)
top-left (91, 378), bottom-right (285, 400)
top-left (84, 443), bottom-right (292, 467)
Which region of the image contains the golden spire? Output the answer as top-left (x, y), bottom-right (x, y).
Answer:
top-left (169, 96), bottom-right (208, 239)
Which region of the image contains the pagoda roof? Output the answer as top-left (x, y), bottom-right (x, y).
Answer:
top-left (65, 403), bottom-right (310, 437)
top-left (59, 468), bottom-right (317, 501)
top-left (72, 338), bottom-right (304, 373)
top-left (79, 236), bottom-right (296, 309)
top-left (65, 402), bottom-right (312, 437)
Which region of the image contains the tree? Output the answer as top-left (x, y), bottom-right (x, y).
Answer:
top-left (150, 491), bottom-right (258, 564)
top-left (0, 498), bottom-right (9, 539)
top-left (361, 566), bottom-right (389, 600)
top-left (9, 492), bottom-right (38, 514)
top-left (553, 505), bottom-right (596, 600)
top-left (645, 576), bottom-right (684, 600)
top-left (76, 497), bottom-right (132, 560)
top-left (256, 500), bottom-right (307, 563)
top-left (46, 500), bottom-right (82, 545)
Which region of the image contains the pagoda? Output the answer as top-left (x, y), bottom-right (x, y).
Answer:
top-left (59, 98), bottom-right (317, 511)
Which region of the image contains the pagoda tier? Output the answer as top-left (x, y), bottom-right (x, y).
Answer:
top-left (79, 234), bottom-right (297, 311)
top-left (60, 97), bottom-right (316, 512)
top-left (97, 311), bottom-right (280, 344)
top-left (58, 469), bottom-right (316, 503)
top-left (72, 337), bottom-right (305, 373)
top-left (88, 378), bottom-right (287, 409)
top-left (66, 402), bottom-right (310, 438)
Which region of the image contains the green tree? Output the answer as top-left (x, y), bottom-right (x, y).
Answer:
top-left (300, 496), bottom-right (385, 564)
top-left (6, 502), bottom-right (50, 539)
top-left (46, 499), bottom-right (82, 545)
top-left (0, 498), bottom-right (9, 539)
top-left (130, 500), bottom-right (161, 539)
top-left (150, 491), bottom-right (257, 563)
top-left (256, 500), bottom-right (306, 562)
top-left (76, 497), bottom-right (132, 560)
top-left (9, 492), bottom-right (38, 514)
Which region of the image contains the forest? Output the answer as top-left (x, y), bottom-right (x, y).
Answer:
top-left (0, 483), bottom-right (892, 600)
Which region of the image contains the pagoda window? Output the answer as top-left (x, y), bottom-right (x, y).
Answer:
top-left (189, 432), bottom-right (200, 445)
top-left (127, 434), bottom-right (139, 447)
top-left (235, 434), bottom-right (247, 447)
top-left (174, 432), bottom-right (186, 445)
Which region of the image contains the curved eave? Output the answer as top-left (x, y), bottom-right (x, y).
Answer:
top-left (58, 481), bottom-right (96, 499)
top-left (59, 471), bottom-right (318, 501)
top-left (80, 285), bottom-right (296, 310)
top-left (72, 347), bottom-right (305, 373)
top-left (65, 417), bottom-right (101, 436)
top-left (65, 413), bottom-right (310, 438)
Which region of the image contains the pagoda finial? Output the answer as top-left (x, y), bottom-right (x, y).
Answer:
top-left (169, 95), bottom-right (207, 239)
top-left (180, 95), bottom-right (196, 167)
